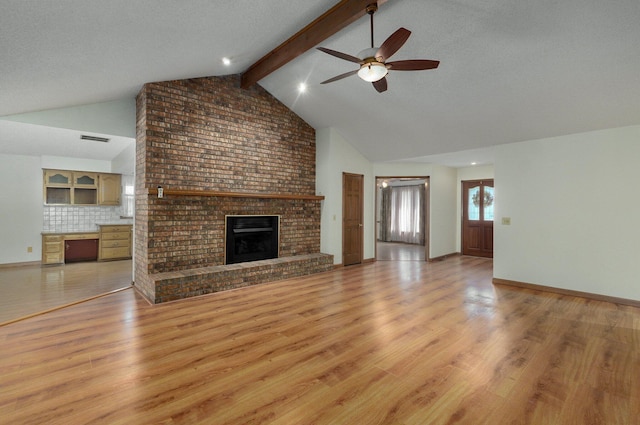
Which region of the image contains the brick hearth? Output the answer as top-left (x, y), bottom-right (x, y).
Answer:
top-left (151, 253), bottom-right (333, 303)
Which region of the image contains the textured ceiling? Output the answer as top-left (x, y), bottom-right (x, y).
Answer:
top-left (1, 0), bottom-right (639, 166)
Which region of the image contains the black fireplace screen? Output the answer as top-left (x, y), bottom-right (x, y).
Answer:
top-left (225, 215), bottom-right (279, 264)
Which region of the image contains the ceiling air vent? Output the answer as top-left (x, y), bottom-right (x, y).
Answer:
top-left (80, 134), bottom-right (110, 143)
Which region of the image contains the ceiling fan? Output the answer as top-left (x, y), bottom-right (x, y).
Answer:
top-left (317, 2), bottom-right (439, 93)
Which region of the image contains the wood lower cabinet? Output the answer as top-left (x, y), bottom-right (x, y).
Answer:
top-left (42, 232), bottom-right (100, 265)
top-left (42, 235), bottom-right (64, 265)
top-left (65, 239), bottom-right (99, 262)
top-left (99, 225), bottom-right (132, 261)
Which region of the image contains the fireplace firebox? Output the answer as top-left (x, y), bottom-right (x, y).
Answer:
top-left (225, 215), bottom-right (279, 265)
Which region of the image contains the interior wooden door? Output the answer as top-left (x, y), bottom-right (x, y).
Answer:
top-left (462, 179), bottom-right (494, 258)
top-left (343, 172), bottom-right (364, 266)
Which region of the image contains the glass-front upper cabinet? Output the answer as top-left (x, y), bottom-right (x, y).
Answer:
top-left (44, 170), bottom-right (72, 187)
top-left (43, 169), bottom-right (98, 205)
top-left (44, 170), bottom-right (72, 204)
top-left (73, 172), bottom-right (98, 188)
top-left (73, 171), bottom-right (98, 204)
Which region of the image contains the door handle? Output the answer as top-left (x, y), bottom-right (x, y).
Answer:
top-left (359, 224), bottom-right (363, 227)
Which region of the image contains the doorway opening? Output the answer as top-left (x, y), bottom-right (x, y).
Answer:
top-left (375, 176), bottom-right (430, 261)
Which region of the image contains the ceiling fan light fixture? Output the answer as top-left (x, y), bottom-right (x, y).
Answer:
top-left (357, 62), bottom-right (388, 82)
top-left (317, 2), bottom-right (437, 92)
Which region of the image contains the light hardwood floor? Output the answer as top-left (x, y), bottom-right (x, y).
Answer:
top-left (1, 256), bottom-right (638, 424)
top-left (377, 241), bottom-right (426, 261)
top-left (0, 260), bottom-right (132, 324)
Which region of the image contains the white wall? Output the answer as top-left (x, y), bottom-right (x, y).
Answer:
top-left (316, 128), bottom-right (374, 264)
top-left (456, 165), bottom-right (495, 252)
top-left (494, 125), bottom-right (640, 301)
top-left (428, 165), bottom-right (458, 258)
top-left (112, 142), bottom-right (136, 175)
top-left (373, 162), bottom-right (433, 178)
top-left (41, 156), bottom-right (112, 173)
top-left (0, 154), bottom-right (44, 264)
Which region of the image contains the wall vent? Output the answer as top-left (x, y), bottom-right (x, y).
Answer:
top-left (80, 134), bottom-right (110, 143)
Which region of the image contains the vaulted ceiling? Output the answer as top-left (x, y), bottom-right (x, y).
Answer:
top-left (1, 0), bottom-right (639, 166)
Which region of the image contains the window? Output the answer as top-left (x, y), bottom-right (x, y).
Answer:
top-left (381, 184), bottom-right (425, 245)
top-left (122, 174), bottom-right (134, 217)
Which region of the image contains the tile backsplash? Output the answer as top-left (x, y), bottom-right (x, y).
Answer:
top-left (43, 205), bottom-right (125, 232)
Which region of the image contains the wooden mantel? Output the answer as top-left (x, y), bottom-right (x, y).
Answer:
top-left (146, 187), bottom-right (324, 201)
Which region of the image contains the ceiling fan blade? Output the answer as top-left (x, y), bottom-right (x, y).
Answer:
top-left (320, 69), bottom-right (359, 84)
top-left (372, 77), bottom-right (388, 93)
top-left (376, 27), bottom-right (411, 61)
top-left (387, 59), bottom-right (440, 71)
top-left (316, 47), bottom-right (362, 64)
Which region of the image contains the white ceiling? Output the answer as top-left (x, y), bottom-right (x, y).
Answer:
top-left (0, 120), bottom-right (133, 162)
top-left (1, 0), bottom-right (639, 166)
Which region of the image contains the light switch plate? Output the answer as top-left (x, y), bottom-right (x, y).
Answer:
top-left (501, 217), bottom-right (511, 225)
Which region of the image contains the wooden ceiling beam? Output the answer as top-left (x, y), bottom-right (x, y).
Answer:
top-left (241, 0), bottom-right (387, 89)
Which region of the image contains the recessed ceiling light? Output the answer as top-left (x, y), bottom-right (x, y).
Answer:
top-left (298, 83), bottom-right (307, 93)
top-left (471, 162), bottom-right (477, 165)
top-left (222, 57), bottom-right (231, 66)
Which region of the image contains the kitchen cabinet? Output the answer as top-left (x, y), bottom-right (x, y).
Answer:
top-left (43, 169), bottom-right (121, 206)
top-left (41, 232), bottom-right (100, 265)
top-left (42, 234), bottom-right (64, 265)
top-left (65, 239), bottom-right (99, 262)
top-left (44, 170), bottom-right (72, 204)
top-left (44, 170), bottom-right (72, 186)
top-left (73, 172), bottom-right (97, 188)
top-left (72, 172), bottom-right (98, 205)
top-left (99, 225), bottom-right (132, 261)
top-left (98, 173), bottom-right (121, 206)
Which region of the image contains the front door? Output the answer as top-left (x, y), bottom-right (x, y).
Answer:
top-left (462, 179), bottom-right (494, 258)
top-left (343, 172), bottom-right (363, 266)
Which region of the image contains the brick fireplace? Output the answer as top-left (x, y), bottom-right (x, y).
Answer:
top-left (134, 75), bottom-right (333, 303)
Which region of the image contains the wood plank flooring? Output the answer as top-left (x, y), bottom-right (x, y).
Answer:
top-left (1, 256), bottom-right (639, 424)
top-left (377, 241), bottom-right (425, 261)
top-left (0, 260), bottom-right (132, 324)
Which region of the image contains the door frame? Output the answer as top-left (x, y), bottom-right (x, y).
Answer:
top-left (375, 176), bottom-right (430, 261)
top-left (461, 179), bottom-right (494, 258)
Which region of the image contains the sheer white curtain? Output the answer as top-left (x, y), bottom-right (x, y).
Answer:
top-left (388, 185), bottom-right (424, 245)
top-left (121, 174), bottom-right (135, 218)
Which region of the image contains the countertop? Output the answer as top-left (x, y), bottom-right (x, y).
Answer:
top-left (95, 219), bottom-right (133, 226)
top-left (42, 220), bottom-right (133, 235)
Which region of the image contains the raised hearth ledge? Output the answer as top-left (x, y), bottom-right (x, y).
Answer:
top-left (148, 253), bottom-right (334, 303)
top-left (146, 188), bottom-right (324, 201)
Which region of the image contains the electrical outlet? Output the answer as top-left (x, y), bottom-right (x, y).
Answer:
top-left (27, 246), bottom-right (33, 253)
top-left (501, 217), bottom-right (511, 225)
